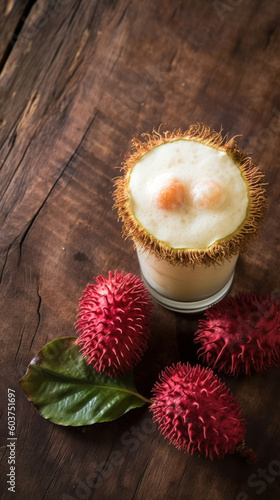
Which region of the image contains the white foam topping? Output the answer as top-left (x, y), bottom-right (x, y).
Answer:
top-left (128, 139), bottom-right (249, 249)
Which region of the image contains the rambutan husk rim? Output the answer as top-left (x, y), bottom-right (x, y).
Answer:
top-left (113, 124), bottom-right (268, 267)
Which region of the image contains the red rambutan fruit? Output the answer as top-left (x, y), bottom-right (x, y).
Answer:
top-left (150, 362), bottom-right (246, 460)
top-left (76, 271), bottom-right (153, 377)
top-left (195, 292), bottom-right (280, 376)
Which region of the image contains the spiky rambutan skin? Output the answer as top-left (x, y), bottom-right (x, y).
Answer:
top-left (195, 292), bottom-right (280, 376)
top-left (76, 271), bottom-right (153, 377)
top-left (150, 362), bottom-right (246, 459)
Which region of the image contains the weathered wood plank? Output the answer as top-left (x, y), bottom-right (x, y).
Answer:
top-left (0, 0), bottom-right (35, 68)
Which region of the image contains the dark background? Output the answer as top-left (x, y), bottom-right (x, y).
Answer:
top-left (0, 1), bottom-right (280, 499)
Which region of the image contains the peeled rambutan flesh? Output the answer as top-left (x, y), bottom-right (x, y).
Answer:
top-left (154, 177), bottom-right (186, 210)
top-left (150, 362), bottom-right (246, 459)
top-left (76, 271), bottom-right (153, 377)
top-left (195, 292), bottom-right (280, 376)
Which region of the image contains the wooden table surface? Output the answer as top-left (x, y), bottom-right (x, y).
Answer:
top-left (1, 0), bottom-right (280, 499)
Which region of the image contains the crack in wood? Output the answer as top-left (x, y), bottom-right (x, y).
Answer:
top-left (0, 0), bottom-right (38, 75)
top-left (17, 110), bottom-right (98, 264)
top-left (170, 3), bottom-right (183, 21)
top-left (87, 433), bottom-right (123, 494)
top-left (47, 38), bottom-right (64, 71)
top-left (29, 286), bottom-right (42, 349)
top-left (41, 441), bottom-right (66, 499)
top-left (67, 0), bottom-right (82, 28)
top-left (53, 14), bottom-right (67, 37)
top-left (116, 0), bottom-right (132, 27)
top-left (17, 165), bottom-right (69, 265)
top-left (1, 92), bottom-right (40, 166)
top-left (0, 134), bottom-right (36, 210)
top-left (15, 324), bottom-right (25, 360)
top-left (0, 240), bottom-right (14, 283)
top-left (167, 47), bottom-right (178, 72)
top-left (48, 47), bottom-right (86, 105)
top-left (0, 108), bottom-right (25, 154)
top-left (38, 427), bottom-right (55, 468)
top-left (0, 109), bottom-right (98, 281)
top-left (131, 458), bottom-right (150, 499)
top-left (264, 24), bottom-right (277, 51)
top-left (108, 42), bottom-right (127, 78)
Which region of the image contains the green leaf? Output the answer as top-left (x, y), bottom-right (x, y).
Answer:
top-left (19, 337), bottom-right (149, 426)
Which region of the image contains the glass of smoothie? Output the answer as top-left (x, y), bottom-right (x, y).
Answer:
top-left (114, 124), bottom-right (267, 313)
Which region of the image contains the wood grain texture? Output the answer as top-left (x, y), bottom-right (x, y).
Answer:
top-left (1, 0), bottom-right (280, 499)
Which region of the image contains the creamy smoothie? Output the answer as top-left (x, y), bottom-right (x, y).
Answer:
top-left (129, 140), bottom-right (249, 249)
top-left (114, 125), bottom-right (267, 312)
top-left (137, 250), bottom-right (238, 303)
